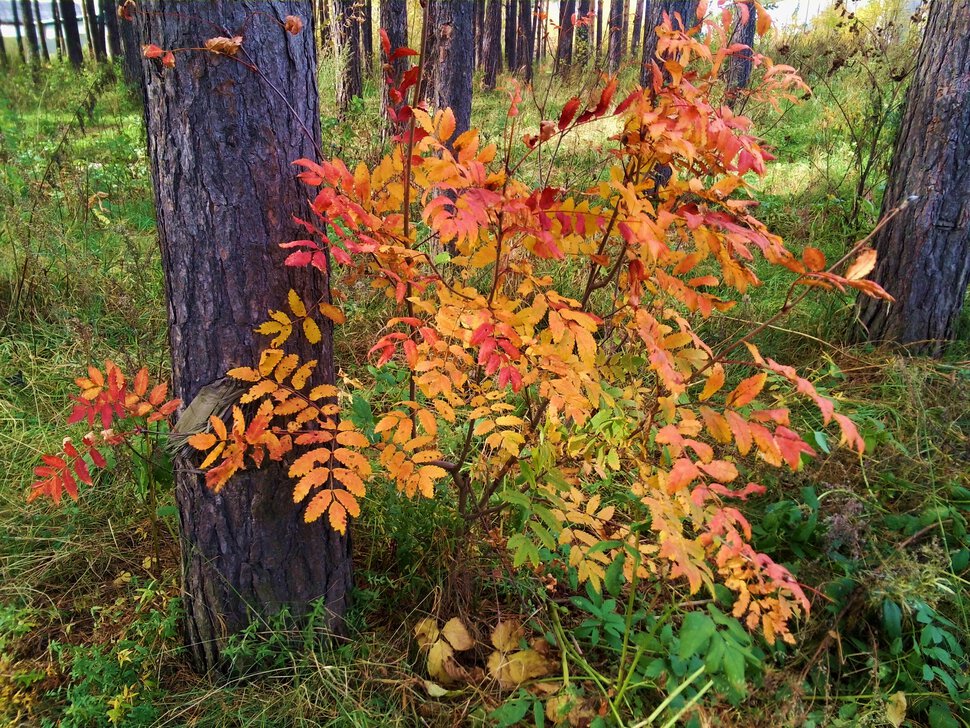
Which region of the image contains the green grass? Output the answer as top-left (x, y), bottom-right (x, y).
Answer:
top-left (0, 45), bottom-right (968, 728)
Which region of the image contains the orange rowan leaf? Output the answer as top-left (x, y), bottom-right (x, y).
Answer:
top-left (308, 383), bottom-right (339, 400)
top-left (228, 366), bottom-right (261, 382)
top-left (328, 499), bottom-right (348, 533)
top-left (726, 373), bottom-right (767, 409)
top-left (284, 14), bottom-right (303, 35)
top-left (304, 488), bottom-right (333, 523)
top-left (199, 441), bottom-right (226, 469)
top-left (333, 489), bottom-right (360, 518)
top-left (241, 379), bottom-right (278, 403)
top-left (188, 432), bottom-right (218, 451)
top-left (318, 303), bottom-right (346, 324)
top-left (294, 467), bottom-right (332, 503)
top-left (803, 247), bottom-right (825, 272)
top-left (290, 359), bottom-right (317, 390)
top-left (699, 364), bottom-right (725, 401)
top-left (334, 467), bottom-right (367, 496)
top-left (845, 248), bottom-right (877, 281)
top-left (204, 35), bottom-right (243, 57)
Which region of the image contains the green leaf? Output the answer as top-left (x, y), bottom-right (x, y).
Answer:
top-left (604, 551), bottom-right (626, 597)
top-left (529, 521), bottom-right (557, 552)
top-left (722, 646), bottom-right (746, 691)
top-left (155, 505), bottom-right (179, 520)
top-left (490, 693), bottom-right (531, 727)
top-left (882, 599), bottom-right (902, 640)
top-left (678, 612), bottom-right (715, 660)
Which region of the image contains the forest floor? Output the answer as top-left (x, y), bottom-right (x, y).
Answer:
top-left (0, 61), bottom-right (968, 728)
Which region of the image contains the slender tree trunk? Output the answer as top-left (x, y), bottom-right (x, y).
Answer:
top-left (59, 0), bottom-right (83, 68)
top-left (504, 0), bottom-right (516, 72)
top-left (619, 0), bottom-right (628, 59)
top-left (724, 5), bottom-right (756, 104)
top-left (52, 0), bottom-right (64, 59)
top-left (119, 11), bottom-right (144, 91)
top-left (20, 0), bottom-right (41, 66)
top-left (517, 0), bottom-right (532, 80)
top-left (482, 0), bottom-right (502, 89)
top-left (854, 0), bottom-right (970, 356)
top-left (575, 0), bottom-right (590, 67)
top-left (12, 0), bottom-right (26, 64)
top-left (607, 0), bottom-right (622, 72)
top-left (0, 21), bottom-right (7, 67)
top-left (631, 0), bottom-right (644, 56)
top-left (430, 0), bottom-right (473, 141)
top-left (534, 0), bottom-right (544, 64)
top-left (83, 0), bottom-right (106, 60)
top-left (362, 0), bottom-right (373, 73)
top-left (555, 0), bottom-right (573, 73)
top-left (474, 0), bottom-right (485, 67)
top-left (380, 0), bottom-right (408, 129)
top-left (331, 0), bottom-right (362, 114)
top-left (595, 0), bottom-right (603, 63)
top-left (33, 0), bottom-right (50, 61)
top-left (136, 0), bottom-right (351, 675)
top-left (101, 0), bottom-right (120, 57)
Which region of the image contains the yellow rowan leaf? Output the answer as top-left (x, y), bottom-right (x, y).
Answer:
top-left (333, 447), bottom-right (372, 475)
top-left (293, 467), bottom-right (330, 503)
top-left (845, 248), bottom-right (877, 281)
top-left (188, 432), bottom-right (217, 451)
top-left (291, 359), bottom-right (316, 390)
top-left (335, 430), bottom-right (370, 448)
top-left (318, 303), bottom-right (346, 324)
top-left (199, 441), bottom-right (226, 469)
top-left (700, 364), bottom-right (725, 401)
top-left (285, 290), bottom-right (305, 318)
top-left (416, 408), bottom-right (438, 436)
top-left (303, 317), bottom-right (322, 344)
top-left (274, 354), bottom-right (300, 383)
top-left (258, 349), bottom-right (285, 377)
top-left (241, 379), bottom-right (278, 403)
top-left (333, 467), bottom-right (366, 496)
top-left (309, 383), bottom-right (339, 400)
top-left (304, 488), bottom-right (333, 523)
top-left (209, 415), bottom-right (227, 440)
top-left (474, 419), bottom-right (495, 436)
top-left (328, 499), bottom-right (348, 533)
top-left (227, 367), bottom-right (261, 383)
top-left (289, 447), bottom-right (332, 477)
top-left (333, 489), bottom-right (360, 519)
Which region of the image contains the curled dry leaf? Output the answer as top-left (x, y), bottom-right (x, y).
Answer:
top-left (414, 617), bottom-right (439, 648)
top-left (441, 617), bottom-right (475, 651)
top-left (284, 15), bottom-right (303, 35)
top-left (845, 248), bottom-right (878, 281)
top-left (204, 35), bottom-right (243, 57)
top-left (487, 648), bottom-right (552, 690)
top-left (491, 619), bottom-right (524, 652)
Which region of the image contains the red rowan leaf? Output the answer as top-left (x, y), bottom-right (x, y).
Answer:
top-left (142, 44), bottom-right (164, 59)
top-left (558, 97), bottom-right (581, 130)
top-left (284, 15), bottom-right (303, 35)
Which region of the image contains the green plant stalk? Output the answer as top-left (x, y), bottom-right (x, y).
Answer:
top-left (631, 664), bottom-right (707, 728)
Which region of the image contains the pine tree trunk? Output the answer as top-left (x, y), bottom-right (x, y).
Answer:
top-left (331, 0), bottom-right (362, 114)
top-left (631, 0), bottom-right (644, 56)
top-left (362, 0), bottom-right (373, 73)
top-left (619, 0), bottom-right (628, 59)
top-left (51, 0), bottom-right (64, 60)
top-left (20, 0), bottom-right (41, 66)
top-left (504, 0), bottom-right (516, 72)
top-left (474, 0), bottom-right (485, 67)
top-left (607, 0), bottom-right (623, 72)
top-left (482, 0), bottom-right (502, 89)
top-left (430, 0), bottom-right (473, 141)
top-left (101, 0), bottom-right (120, 57)
top-left (517, 0), bottom-right (532, 81)
top-left (83, 0), bottom-right (106, 61)
top-left (119, 12), bottom-right (144, 91)
top-left (534, 0), bottom-right (545, 63)
top-left (595, 0), bottom-right (603, 63)
top-left (724, 5), bottom-right (756, 104)
top-left (380, 0), bottom-right (408, 128)
top-left (136, 0), bottom-right (351, 675)
top-left (33, 0), bottom-right (50, 61)
top-left (854, 0), bottom-right (970, 356)
top-left (59, 0), bottom-right (83, 68)
top-left (12, 0), bottom-right (26, 65)
top-left (0, 21), bottom-right (7, 67)
top-left (555, 0), bottom-right (573, 73)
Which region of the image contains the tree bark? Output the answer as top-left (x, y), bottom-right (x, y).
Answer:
top-left (330, 0), bottom-right (362, 114)
top-left (362, 0), bottom-right (374, 73)
top-left (101, 0), bottom-right (120, 57)
top-left (58, 0), bottom-right (83, 68)
top-left (19, 0), bottom-right (41, 66)
top-left (607, 0), bottom-right (623, 72)
top-left (118, 12), bottom-right (144, 92)
top-left (595, 0), bottom-right (603, 63)
top-left (430, 0), bottom-right (473, 141)
top-left (380, 0), bottom-right (409, 129)
top-left (136, 0), bottom-right (351, 674)
top-left (724, 5), bottom-right (756, 104)
top-left (482, 0), bottom-right (502, 89)
top-left (12, 0), bottom-right (26, 64)
top-left (33, 0), bottom-right (50, 61)
top-left (640, 0), bottom-right (698, 86)
top-left (517, 0), bottom-right (532, 81)
top-left (854, 0), bottom-right (970, 356)
top-left (631, 0), bottom-right (644, 57)
top-left (474, 0), bottom-right (485, 67)
top-left (555, 0), bottom-right (573, 73)
top-left (504, 0), bottom-right (516, 73)
top-left (82, 0), bottom-right (106, 60)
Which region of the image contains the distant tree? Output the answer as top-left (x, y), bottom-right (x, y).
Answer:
top-left (362, 0), bottom-right (374, 72)
top-left (854, 0), bottom-right (970, 356)
top-left (429, 0), bottom-right (474, 140)
top-left (517, 0), bottom-right (533, 80)
top-left (51, 0), bottom-right (64, 60)
top-left (724, 5), bottom-right (756, 104)
top-left (594, 0), bottom-right (603, 62)
top-left (576, 0), bottom-right (591, 66)
top-left (331, 0), bottom-right (362, 113)
top-left (119, 11), bottom-right (144, 91)
top-left (474, 0), bottom-right (485, 66)
top-left (619, 0), bottom-right (628, 58)
top-left (19, 0), bottom-right (41, 65)
top-left (482, 0), bottom-right (502, 89)
top-left (555, 0), bottom-right (574, 72)
top-left (33, 0), bottom-right (50, 62)
top-left (607, 0), bottom-right (623, 72)
top-left (101, 0), bottom-right (120, 57)
top-left (0, 21), bottom-right (7, 67)
top-left (630, 0), bottom-right (644, 55)
top-left (58, 0), bottom-right (83, 68)
top-left (504, 0), bottom-right (516, 71)
top-left (82, 0), bottom-right (106, 61)
top-left (534, 0), bottom-right (544, 63)
top-left (380, 0), bottom-right (408, 125)
top-left (12, 0), bottom-right (26, 64)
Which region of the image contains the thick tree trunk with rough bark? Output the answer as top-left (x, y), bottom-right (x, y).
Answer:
top-left (380, 0), bottom-right (408, 127)
top-left (430, 0), bottom-right (473, 141)
top-left (136, 0), bottom-right (351, 674)
top-left (854, 0), bottom-right (970, 356)
top-left (482, 0), bottom-right (502, 89)
top-left (19, 0), bottom-right (41, 65)
top-left (555, 0), bottom-right (574, 72)
top-left (58, 0), bottom-right (83, 68)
